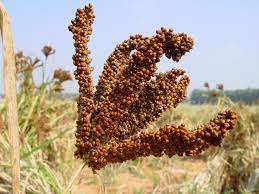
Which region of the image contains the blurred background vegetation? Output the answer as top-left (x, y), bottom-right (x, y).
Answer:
top-left (0, 1), bottom-right (258, 193)
top-left (190, 88), bottom-right (259, 105)
top-left (0, 47), bottom-right (258, 194)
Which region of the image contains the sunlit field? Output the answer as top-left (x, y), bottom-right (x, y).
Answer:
top-left (1, 2), bottom-right (259, 194)
top-left (1, 95), bottom-right (258, 193)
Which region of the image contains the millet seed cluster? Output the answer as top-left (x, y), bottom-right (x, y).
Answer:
top-left (68, 4), bottom-right (238, 171)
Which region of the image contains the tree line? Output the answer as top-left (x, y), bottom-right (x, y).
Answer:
top-left (190, 88), bottom-right (259, 104)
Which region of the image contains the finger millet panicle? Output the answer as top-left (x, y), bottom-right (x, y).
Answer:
top-left (68, 4), bottom-right (238, 171)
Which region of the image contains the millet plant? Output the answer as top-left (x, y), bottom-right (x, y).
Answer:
top-left (68, 4), bottom-right (238, 172)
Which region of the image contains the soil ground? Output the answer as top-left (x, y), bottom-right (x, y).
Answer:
top-left (71, 158), bottom-right (206, 194)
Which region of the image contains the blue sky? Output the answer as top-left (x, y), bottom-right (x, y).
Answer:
top-left (0, 0), bottom-right (259, 94)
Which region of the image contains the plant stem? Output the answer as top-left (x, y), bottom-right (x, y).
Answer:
top-left (0, 2), bottom-right (20, 194)
top-left (62, 163), bottom-right (86, 194)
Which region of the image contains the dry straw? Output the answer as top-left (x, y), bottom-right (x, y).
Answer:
top-left (68, 3), bottom-right (238, 172)
top-left (0, 2), bottom-right (20, 194)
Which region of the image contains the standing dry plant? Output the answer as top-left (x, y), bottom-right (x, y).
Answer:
top-left (68, 4), bottom-right (238, 172)
top-left (203, 82), bottom-right (225, 100)
top-left (15, 51), bottom-right (42, 94)
top-left (53, 68), bottom-right (72, 92)
top-left (15, 47), bottom-right (72, 95)
top-left (0, 2), bottom-right (20, 193)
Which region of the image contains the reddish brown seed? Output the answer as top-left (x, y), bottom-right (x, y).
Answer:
top-left (69, 4), bottom-right (238, 172)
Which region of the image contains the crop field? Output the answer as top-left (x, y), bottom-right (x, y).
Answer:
top-left (1, 2), bottom-right (259, 194)
top-left (1, 97), bottom-right (258, 193)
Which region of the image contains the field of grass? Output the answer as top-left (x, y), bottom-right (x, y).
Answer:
top-left (1, 96), bottom-right (258, 194)
top-left (1, 3), bottom-right (258, 194)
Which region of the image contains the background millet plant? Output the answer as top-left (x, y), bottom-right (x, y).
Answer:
top-left (68, 4), bottom-right (238, 171)
top-left (14, 46), bottom-right (73, 146)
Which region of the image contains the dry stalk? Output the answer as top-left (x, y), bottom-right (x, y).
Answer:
top-left (62, 163), bottom-right (86, 194)
top-left (0, 2), bottom-right (20, 194)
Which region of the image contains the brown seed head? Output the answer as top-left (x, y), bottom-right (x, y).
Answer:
top-left (53, 68), bottom-right (72, 82)
top-left (42, 45), bottom-right (55, 58)
top-left (68, 4), bottom-right (238, 171)
top-left (217, 83), bottom-right (224, 90)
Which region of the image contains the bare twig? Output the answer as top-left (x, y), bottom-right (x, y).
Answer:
top-left (0, 2), bottom-right (20, 194)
